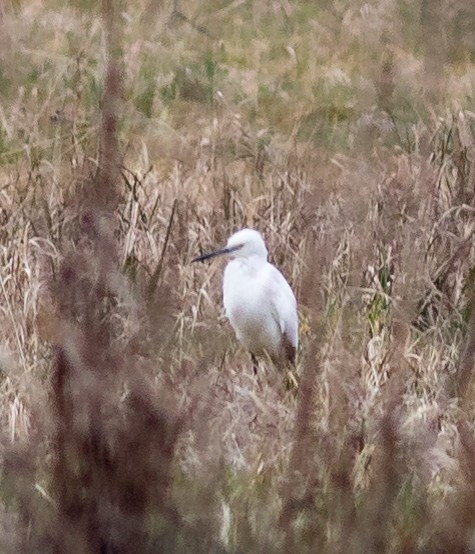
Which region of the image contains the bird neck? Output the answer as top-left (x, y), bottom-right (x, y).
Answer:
top-left (238, 255), bottom-right (267, 272)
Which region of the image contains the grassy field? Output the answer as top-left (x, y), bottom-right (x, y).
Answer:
top-left (1, 0), bottom-right (475, 551)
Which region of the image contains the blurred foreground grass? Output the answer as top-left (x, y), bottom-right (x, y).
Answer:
top-left (1, 0), bottom-right (475, 552)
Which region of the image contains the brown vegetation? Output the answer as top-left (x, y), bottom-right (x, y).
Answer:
top-left (1, 0), bottom-right (475, 552)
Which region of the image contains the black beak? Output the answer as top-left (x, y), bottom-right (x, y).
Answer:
top-left (191, 245), bottom-right (240, 263)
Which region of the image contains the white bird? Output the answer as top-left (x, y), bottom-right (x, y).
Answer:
top-left (192, 228), bottom-right (298, 369)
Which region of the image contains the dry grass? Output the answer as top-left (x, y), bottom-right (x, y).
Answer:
top-left (1, 0), bottom-right (475, 552)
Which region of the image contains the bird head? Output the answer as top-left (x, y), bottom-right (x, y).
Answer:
top-left (192, 228), bottom-right (268, 263)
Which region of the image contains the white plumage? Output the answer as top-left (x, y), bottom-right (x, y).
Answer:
top-left (192, 229), bottom-right (298, 366)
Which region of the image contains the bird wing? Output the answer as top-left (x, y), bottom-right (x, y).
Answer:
top-left (267, 265), bottom-right (299, 350)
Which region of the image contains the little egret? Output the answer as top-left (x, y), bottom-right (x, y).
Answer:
top-left (192, 229), bottom-right (298, 369)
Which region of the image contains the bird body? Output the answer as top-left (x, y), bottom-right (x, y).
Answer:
top-left (193, 229), bottom-right (298, 366)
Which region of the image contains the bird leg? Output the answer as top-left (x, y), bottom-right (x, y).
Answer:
top-left (251, 353), bottom-right (259, 375)
top-left (282, 335), bottom-right (296, 366)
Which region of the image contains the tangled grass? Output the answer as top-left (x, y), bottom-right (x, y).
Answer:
top-left (1, 0), bottom-right (475, 552)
